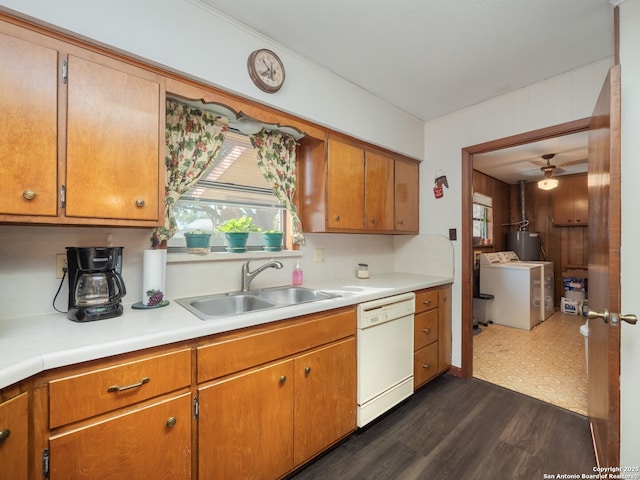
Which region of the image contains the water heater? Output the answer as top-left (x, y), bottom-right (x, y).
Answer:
top-left (506, 231), bottom-right (541, 261)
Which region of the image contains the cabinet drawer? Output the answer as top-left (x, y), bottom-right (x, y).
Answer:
top-left (415, 289), bottom-right (438, 313)
top-left (198, 307), bottom-right (356, 383)
top-left (414, 309), bottom-right (438, 351)
top-left (49, 348), bottom-right (191, 428)
top-left (414, 342), bottom-right (438, 390)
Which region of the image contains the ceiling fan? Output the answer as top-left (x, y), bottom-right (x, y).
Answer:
top-left (538, 153), bottom-right (560, 190)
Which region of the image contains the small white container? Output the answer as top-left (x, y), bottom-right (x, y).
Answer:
top-left (357, 263), bottom-right (370, 279)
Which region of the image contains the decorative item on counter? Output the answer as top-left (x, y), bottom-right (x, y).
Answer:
top-left (357, 263), bottom-right (370, 279)
top-left (217, 215), bottom-right (261, 253)
top-left (433, 169), bottom-right (449, 199)
top-left (292, 261), bottom-right (303, 285)
top-left (184, 230), bottom-right (212, 255)
top-left (132, 249), bottom-right (169, 309)
top-left (262, 230), bottom-right (284, 251)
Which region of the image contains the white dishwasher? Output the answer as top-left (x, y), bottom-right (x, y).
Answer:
top-left (357, 292), bottom-right (415, 427)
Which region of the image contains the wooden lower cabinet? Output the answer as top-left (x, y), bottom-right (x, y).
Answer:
top-left (0, 391), bottom-right (29, 480)
top-left (198, 360), bottom-right (295, 480)
top-left (293, 338), bottom-right (356, 466)
top-left (198, 337), bottom-right (356, 480)
top-left (413, 284), bottom-right (453, 390)
top-left (48, 392), bottom-right (192, 480)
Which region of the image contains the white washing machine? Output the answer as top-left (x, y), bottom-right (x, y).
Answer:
top-left (479, 252), bottom-right (542, 330)
top-left (501, 251), bottom-right (555, 321)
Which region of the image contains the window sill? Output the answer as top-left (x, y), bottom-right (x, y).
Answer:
top-left (167, 249), bottom-right (302, 264)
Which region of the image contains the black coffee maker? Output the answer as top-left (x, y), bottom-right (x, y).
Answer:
top-left (66, 247), bottom-right (127, 322)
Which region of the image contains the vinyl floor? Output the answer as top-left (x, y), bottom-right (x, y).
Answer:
top-left (288, 374), bottom-right (596, 480)
top-left (473, 311), bottom-right (588, 415)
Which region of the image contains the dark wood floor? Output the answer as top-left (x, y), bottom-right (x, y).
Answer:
top-left (288, 374), bottom-right (596, 480)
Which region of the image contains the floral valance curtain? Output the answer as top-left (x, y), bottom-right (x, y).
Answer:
top-left (249, 129), bottom-right (305, 244)
top-left (152, 100), bottom-right (229, 245)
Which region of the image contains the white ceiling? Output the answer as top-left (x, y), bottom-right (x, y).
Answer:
top-left (198, 0), bottom-right (613, 183)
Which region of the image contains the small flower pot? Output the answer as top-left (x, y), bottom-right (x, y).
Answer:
top-left (184, 233), bottom-right (211, 255)
top-left (224, 232), bottom-right (250, 253)
top-left (262, 232), bottom-right (284, 252)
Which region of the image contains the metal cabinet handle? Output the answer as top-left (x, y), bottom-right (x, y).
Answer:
top-left (107, 376), bottom-right (150, 393)
top-left (422, 327), bottom-right (432, 334)
top-left (304, 366), bottom-right (311, 375)
top-left (0, 429), bottom-right (10, 444)
top-left (423, 299), bottom-right (432, 305)
top-left (135, 199), bottom-right (145, 207)
top-left (442, 296), bottom-right (447, 301)
top-left (335, 215), bottom-right (340, 222)
top-left (22, 190), bottom-right (36, 200)
top-left (422, 362), bottom-right (432, 370)
top-left (398, 219), bottom-right (404, 225)
top-left (166, 417), bottom-right (177, 428)
top-left (370, 218), bottom-right (376, 224)
top-left (279, 375), bottom-right (287, 384)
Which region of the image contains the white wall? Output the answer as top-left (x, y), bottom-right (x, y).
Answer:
top-left (0, 0), bottom-right (423, 159)
top-left (0, 226), bottom-right (395, 319)
top-left (618, 0), bottom-right (640, 467)
top-left (421, 59), bottom-right (612, 368)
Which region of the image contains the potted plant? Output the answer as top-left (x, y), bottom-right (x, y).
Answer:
top-left (262, 230), bottom-right (284, 252)
top-left (217, 215), bottom-right (261, 253)
top-left (184, 230), bottom-right (212, 255)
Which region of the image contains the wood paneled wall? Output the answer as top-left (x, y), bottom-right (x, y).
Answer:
top-left (472, 171), bottom-right (588, 306)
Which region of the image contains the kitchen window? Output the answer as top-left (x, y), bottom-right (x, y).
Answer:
top-left (472, 192), bottom-right (493, 246)
top-left (167, 130), bottom-right (287, 252)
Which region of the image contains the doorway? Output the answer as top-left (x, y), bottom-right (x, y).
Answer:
top-left (460, 117), bottom-right (592, 382)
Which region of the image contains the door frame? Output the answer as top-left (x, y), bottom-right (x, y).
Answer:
top-left (459, 117), bottom-right (592, 378)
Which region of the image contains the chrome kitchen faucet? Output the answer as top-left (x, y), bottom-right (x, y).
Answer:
top-left (241, 259), bottom-right (284, 291)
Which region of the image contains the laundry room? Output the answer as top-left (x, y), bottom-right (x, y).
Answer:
top-left (469, 132), bottom-right (589, 415)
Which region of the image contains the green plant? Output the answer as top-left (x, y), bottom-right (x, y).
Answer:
top-left (217, 215), bottom-right (261, 233)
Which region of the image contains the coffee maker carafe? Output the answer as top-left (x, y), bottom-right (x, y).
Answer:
top-left (66, 247), bottom-right (127, 322)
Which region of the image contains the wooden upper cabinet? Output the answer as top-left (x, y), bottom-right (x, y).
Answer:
top-left (0, 29), bottom-right (58, 218)
top-left (327, 138), bottom-right (365, 230)
top-left (395, 158), bottom-right (419, 233)
top-left (0, 18), bottom-right (165, 227)
top-left (552, 174), bottom-right (588, 226)
top-left (364, 151), bottom-right (395, 231)
top-left (65, 54), bottom-right (163, 222)
top-left (299, 135), bottom-right (418, 233)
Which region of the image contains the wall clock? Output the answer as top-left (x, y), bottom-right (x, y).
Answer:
top-left (247, 49), bottom-right (285, 93)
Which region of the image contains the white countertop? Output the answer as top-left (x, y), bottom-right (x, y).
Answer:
top-left (0, 273), bottom-right (452, 389)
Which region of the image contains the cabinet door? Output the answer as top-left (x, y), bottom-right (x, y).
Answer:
top-left (437, 286), bottom-right (452, 373)
top-left (293, 338), bottom-right (356, 466)
top-left (572, 174), bottom-right (588, 225)
top-left (0, 30), bottom-right (58, 217)
top-left (0, 392), bottom-right (28, 480)
top-left (65, 54), bottom-right (161, 222)
top-left (48, 392), bottom-right (191, 480)
top-left (327, 138), bottom-right (365, 230)
top-left (395, 159), bottom-right (419, 232)
top-left (364, 151), bottom-right (394, 231)
top-left (198, 360), bottom-right (294, 480)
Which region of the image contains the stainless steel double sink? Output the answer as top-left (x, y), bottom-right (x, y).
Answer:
top-left (176, 286), bottom-right (340, 320)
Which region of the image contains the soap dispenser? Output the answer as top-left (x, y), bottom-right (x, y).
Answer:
top-left (292, 262), bottom-right (303, 285)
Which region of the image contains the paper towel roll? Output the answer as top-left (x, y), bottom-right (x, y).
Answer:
top-left (142, 249), bottom-right (166, 305)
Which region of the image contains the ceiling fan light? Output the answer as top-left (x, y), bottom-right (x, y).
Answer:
top-left (538, 177), bottom-right (559, 190)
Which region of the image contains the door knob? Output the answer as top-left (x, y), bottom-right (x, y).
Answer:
top-left (611, 313), bottom-right (638, 326)
top-left (587, 309), bottom-right (609, 323)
